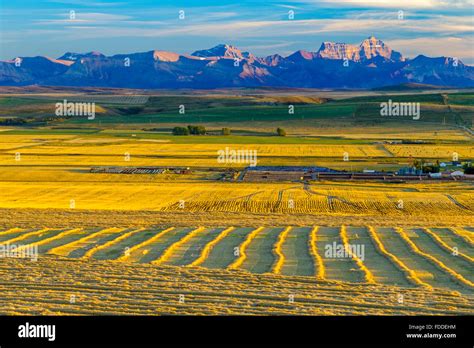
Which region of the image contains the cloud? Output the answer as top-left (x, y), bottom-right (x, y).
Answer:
top-left (36, 12), bottom-right (132, 24)
top-left (298, 0), bottom-right (474, 8)
top-left (388, 36), bottom-right (474, 62)
top-left (274, 4), bottom-right (301, 10)
top-left (47, 0), bottom-right (127, 7)
top-left (289, 17), bottom-right (473, 35)
top-left (242, 42), bottom-right (297, 50)
top-left (2, 0), bottom-right (472, 63)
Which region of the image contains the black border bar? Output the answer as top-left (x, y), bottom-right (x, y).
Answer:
top-left (0, 315), bottom-right (472, 346)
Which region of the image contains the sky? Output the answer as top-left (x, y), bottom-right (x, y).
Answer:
top-left (1, 0), bottom-right (473, 64)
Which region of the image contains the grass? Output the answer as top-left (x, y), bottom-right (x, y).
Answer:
top-left (279, 226), bottom-right (315, 276)
top-left (347, 226), bottom-right (412, 286)
top-left (200, 227), bottom-right (253, 269)
top-left (429, 227), bottom-right (473, 257)
top-left (447, 93), bottom-right (474, 106)
top-left (163, 227), bottom-right (223, 266)
top-left (374, 227), bottom-right (466, 291)
top-left (315, 226), bottom-right (364, 283)
top-left (2, 254), bottom-right (472, 315)
top-left (238, 227), bottom-right (281, 274)
top-left (2, 91), bottom-right (472, 129)
top-left (2, 224), bottom-right (472, 294)
top-left (411, 228), bottom-right (473, 283)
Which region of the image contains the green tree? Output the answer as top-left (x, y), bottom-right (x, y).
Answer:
top-left (187, 125), bottom-right (206, 135)
top-left (172, 126), bottom-right (189, 135)
top-left (422, 165), bottom-right (440, 173)
top-left (222, 127), bottom-right (231, 135)
top-left (196, 125), bottom-right (206, 135)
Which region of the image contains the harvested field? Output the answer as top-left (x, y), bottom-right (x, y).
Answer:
top-left (2, 255), bottom-right (474, 316)
top-left (0, 225), bottom-right (472, 315)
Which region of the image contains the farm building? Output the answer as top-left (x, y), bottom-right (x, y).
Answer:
top-left (242, 166), bottom-right (339, 182)
top-left (90, 167), bottom-right (165, 174)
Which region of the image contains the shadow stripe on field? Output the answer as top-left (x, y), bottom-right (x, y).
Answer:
top-left (409, 228), bottom-right (474, 283)
top-left (346, 226), bottom-right (412, 287)
top-left (240, 227), bottom-right (283, 274)
top-left (0, 229), bottom-right (61, 245)
top-left (279, 227), bottom-right (315, 276)
top-left (67, 228), bottom-right (131, 258)
top-left (42, 228), bottom-right (101, 254)
top-left (17, 228), bottom-right (89, 254)
top-left (162, 228), bottom-right (225, 266)
top-left (375, 227), bottom-right (467, 292)
top-left (199, 227), bottom-right (254, 269)
top-left (134, 227), bottom-right (193, 263)
top-left (0, 229), bottom-right (38, 242)
top-left (430, 227), bottom-right (473, 258)
top-left (91, 229), bottom-right (161, 260)
top-left (316, 226), bottom-right (366, 283)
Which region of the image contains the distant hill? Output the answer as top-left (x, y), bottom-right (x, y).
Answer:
top-left (1, 36), bottom-right (473, 89)
top-left (372, 83), bottom-right (455, 91)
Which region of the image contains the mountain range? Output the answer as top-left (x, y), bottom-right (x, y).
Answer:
top-left (1, 36), bottom-right (473, 89)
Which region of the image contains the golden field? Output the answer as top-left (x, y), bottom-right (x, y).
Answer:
top-left (0, 181), bottom-right (472, 220)
top-left (0, 127), bottom-right (472, 315)
top-left (0, 132), bottom-right (473, 169)
top-left (0, 140), bottom-right (390, 167)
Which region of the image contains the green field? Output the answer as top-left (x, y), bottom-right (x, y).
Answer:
top-left (1, 91), bottom-right (473, 129)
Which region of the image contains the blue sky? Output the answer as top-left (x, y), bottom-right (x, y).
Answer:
top-left (1, 0), bottom-right (473, 64)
